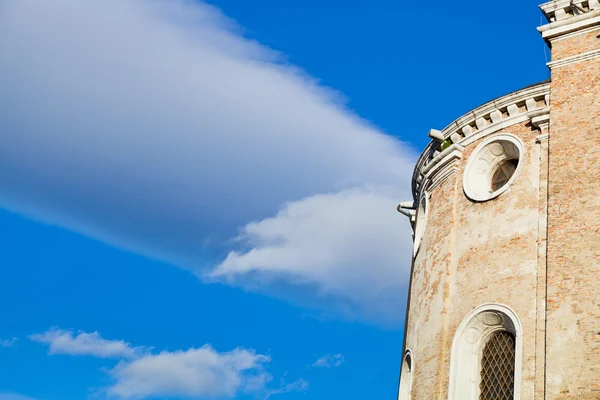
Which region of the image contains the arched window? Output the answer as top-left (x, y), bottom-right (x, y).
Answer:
top-left (448, 304), bottom-right (522, 400)
top-left (398, 349), bottom-right (413, 400)
top-left (479, 331), bottom-right (516, 399)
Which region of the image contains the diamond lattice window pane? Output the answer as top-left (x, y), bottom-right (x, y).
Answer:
top-left (479, 331), bottom-right (515, 400)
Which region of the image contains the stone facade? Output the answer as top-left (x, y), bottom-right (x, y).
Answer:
top-left (397, 1), bottom-right (600, 399)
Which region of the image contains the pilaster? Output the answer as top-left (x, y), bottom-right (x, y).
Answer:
top-left (533, 112), bottom-right (550, 400)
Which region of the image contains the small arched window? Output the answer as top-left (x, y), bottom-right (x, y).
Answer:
top-left (398, 350), bottom-right (413, 400)
top-left (448, 304), bottom-right (522, 400)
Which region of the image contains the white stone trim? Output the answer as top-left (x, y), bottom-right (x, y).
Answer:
top-left (398, 349), bottom-right (414, 400)
top-left (448, 303), bottom-right (523, 400)
top-left (547, 48), bottom-right (600, 68)
top-left (551, 23), bottom-right (600, 41)
top-left (540, 0), bottom-right (600, 23)
top-left (530, 107), bottom-right (551, 135)
top-left (536, 133), bottom-right (550, 143)
top-left (459, 114), bottom-right (530, 147)
top-left (422, 146), bottom-right (463, 193)
top-left (413, 194), bottom-right (428, 256)
top-left (539, 10), bottom-right (600, 40)
top-left (438, 84), bottom-right (549, 145)
top-left (462, 134), bottom-right (525, 202)
top-left (411, 82), bottom-right (549, 203)
top-left (422, 144), bottom-right (464, 175)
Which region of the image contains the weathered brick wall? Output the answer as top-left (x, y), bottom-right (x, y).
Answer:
top-left (404, 170), bottom-right (459, 399)
top-left (545, 28), bottom-right (600, 399)
top-left (445, 122), bottom-right (542, 399)
top-left (550, 26), bottom-right (600, 59)
top-left (404, 121), bottom-right (543, 399)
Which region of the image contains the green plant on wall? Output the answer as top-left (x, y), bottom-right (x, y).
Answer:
top-left (440, 139), bottom-right (452, 151)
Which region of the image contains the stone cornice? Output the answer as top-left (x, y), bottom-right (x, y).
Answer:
top-left (540, 0), bottom-right (600, 24)
top-left (530, 107), bottom-right (551, 128)
top-left (439, 83), bottom-right (549, 143)
top-left (538, 1), bottom-right (600, 41)
top-left (551, 23), bottom-right (600, 41)
top-left (410, 81), bottom-right (550, 200)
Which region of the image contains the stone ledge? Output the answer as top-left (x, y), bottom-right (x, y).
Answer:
top-left (547, 48), bottom-right (600, 68)
top-left (538, 9), bottom-right (600, 40)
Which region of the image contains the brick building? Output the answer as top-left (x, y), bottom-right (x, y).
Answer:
top-left (396, 1), bottom-right (600, 398)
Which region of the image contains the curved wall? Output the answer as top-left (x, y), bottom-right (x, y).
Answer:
top-left (402, 82), bottom-right (550, 399)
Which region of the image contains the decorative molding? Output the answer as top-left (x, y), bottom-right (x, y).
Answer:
top-left (552, 23), bottom-right (600, 41)
top-left (410, 82), bottom-right (550, 202)
top-left (547, 48), bottom-right (600, 68)
top-left (538, 9), bottom-right (600, 41)
top-left (528, 107), bottom-right (550, 119)
top-left (459, 114), bottom-right (531, 147)
top-left (434, 83), bottom-right (550, 148)
top-left (536, 133), bottom-right (550, 143)
top-left (422, 146), bottom-right (464, 193)
top-left (540, 0), bottom-right (600, 24)
top-left (422, 144), bottom-right (464, 175)
top-left (531, 108), bottom-right (551, 136)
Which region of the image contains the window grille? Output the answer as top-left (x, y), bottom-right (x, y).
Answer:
top-left (479, 331), bottom-right (515, 400)
top-left (491, 159), bottom-right (518, 191)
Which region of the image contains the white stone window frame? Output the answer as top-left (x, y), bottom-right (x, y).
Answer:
top-left (413, 193), bottom-right (428, 256)
top-left (463, 134), bottom-right (525, 202)
top-left (398, 349), bottom-right (413, 400)
top-left (448, 303), bottom-right (523, 400)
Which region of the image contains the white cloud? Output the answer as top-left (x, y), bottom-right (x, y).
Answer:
top-left (29, 327), bottom-right (148, 359)
top-left (312, 354), bottom-right (344, 368)
top-left (108, 346), bottom-right (280, 399)
top-left (0, 0), bottom-right (415, 325)
top-left (209, 187), bottom-right (411, 324)
top-left (265, 379), bottom-right (308, 399)
top-left (0, 337), bottom-right (17, 348)
top-left (0, 394), bottom-right (37, 400)
top-left (28, 327), bottom-right (302, 399)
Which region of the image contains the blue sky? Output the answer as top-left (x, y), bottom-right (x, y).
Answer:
top-left (0, 1), bottom-right (549, 399)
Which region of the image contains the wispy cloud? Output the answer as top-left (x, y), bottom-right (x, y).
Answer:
top-left (29, 328), bottom-right (148, 359)
top-left (0, 0), bottom-right (415, 325)
top-left (312, 354), bottom-right (344, 368)
top-left (265, 379), bottom-right (308, 399)
top-left (0, 337), bottom-right (17, 348)
top-left (0, 394), bottom-right (37, 400)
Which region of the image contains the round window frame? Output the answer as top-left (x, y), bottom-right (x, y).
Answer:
top-left (463, 134), bottom-right (525, 202)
